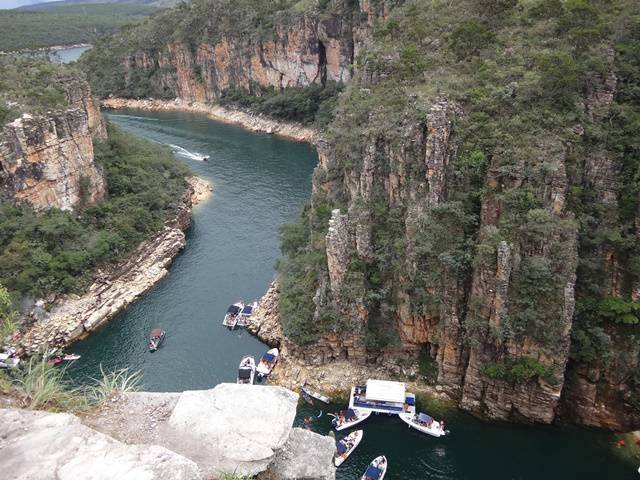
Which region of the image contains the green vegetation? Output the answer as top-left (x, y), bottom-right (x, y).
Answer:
top-left (0, 125), bottom-right (188, 300)
top-left (1, 356), bottom-right (141, 412)
top-left (480, 357), bottom-right (556, 384)
top-left (0, 3), bottom-right (157, 51)
top-left (220, 82), bottom-right (344, 126)
top-left (0, 283), bottom-right (17, 341)
top-left (0, 57), bottom-right (71, 125)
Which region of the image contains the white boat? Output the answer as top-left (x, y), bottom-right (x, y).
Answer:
top-left (361, 455), bottom-right (387, 480)
top-left (334, 429), bottom-right (363, 467)
top-left (301, 381), bottom-right (332, 404)
top-left (256, 348), bottom-right (278, 377)
top-left (349, 379), bottom-right (416, 416)
top-left (0, 355), bottom-right (20, 369)
top-left (399, 412), bottom-right (448, 437)
top-left (236, 301), bottom-right (258, 327)
top-left (223, 302), bottom-right (244, 329)
top-left (332, 408), bottom-right (372, 431)
top-left (237, 356), bottom-right (256, 384)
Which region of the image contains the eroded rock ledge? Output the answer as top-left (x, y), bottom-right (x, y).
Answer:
top-left (17, 181), bottom-right (198, 355)
top-left (1, 384), bottom-right (335, 480)
top-left (102, 98), bottom-right (317, 144)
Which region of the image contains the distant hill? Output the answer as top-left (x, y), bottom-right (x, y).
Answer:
top-left (0, 3), bottom-right (158, 51)
top-left (15, 0), bottom-right (180, 10)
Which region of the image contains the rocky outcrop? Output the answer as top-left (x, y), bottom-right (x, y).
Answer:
top-left (82, 384), bottom-right (336, 480)
top-left (102, 97), bottom-right (317, 143)
top-left (0, 409), bottom-right (202, 480)
top-left (0, 77), bottom-right (106, 211)
top-left (2, 384), bottom-right (337, 480)
top-left (17, 184), bottom-right (193, 355)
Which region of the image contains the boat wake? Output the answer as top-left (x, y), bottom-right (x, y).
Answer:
top-left (110, 114), bottom-right (159, 121)
top-left (169, 144), bottom-right (209, 161)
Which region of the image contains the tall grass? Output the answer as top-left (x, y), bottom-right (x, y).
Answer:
top-left (9, 357), bottom-right (142, 412)
top-left (86, 365), bottom-right (142, 403)
top-left (15, 356), bottom-right (86, 412)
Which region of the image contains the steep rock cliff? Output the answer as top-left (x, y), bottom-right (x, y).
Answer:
top-left (0, 76), bottom-right (106, 211)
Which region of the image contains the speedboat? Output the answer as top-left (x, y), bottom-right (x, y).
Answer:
top-left (334, 429), bottom-right (363, 467)
top-left (202, 155), bottom-right (210, 162)
top-left (223, 302), bottom-right (243, 329)
top-left (236, 301), bottom-right (258, 327)
top-left (361, 455), bottom-right (387, 480)
top-left (301, 381), bottom-right (332, 404)
top-left (399, 412), bottom-right (448, 437)
top-left (148, 328), bottom-right (166, 352)
top-left (256, 348), bottom-right (278, 377)
top-left (62, 354), bottom-right (81, 361)
top-left (237, 356), bottom-right (256, 384)
top-left (332, 408), bottom-right (372, 431)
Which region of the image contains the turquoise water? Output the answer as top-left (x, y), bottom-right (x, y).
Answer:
top-left (68, 109), bottom-right (635, 479)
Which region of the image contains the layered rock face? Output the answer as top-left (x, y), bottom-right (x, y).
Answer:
top-left (0, 77), bottom-right (106, 211)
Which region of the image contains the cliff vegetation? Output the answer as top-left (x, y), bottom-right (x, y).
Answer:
top-left (0, 124), bottom-right (188, 301)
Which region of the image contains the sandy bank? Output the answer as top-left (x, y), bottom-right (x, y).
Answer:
top-left (101, 98), bottom-right (317, 144)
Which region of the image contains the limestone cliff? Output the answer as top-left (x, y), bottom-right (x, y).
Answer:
top-left (0, 76), bottom-right (106, 211)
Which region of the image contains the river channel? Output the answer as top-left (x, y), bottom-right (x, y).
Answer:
top-left (67, 109), bottom-right (634, 480)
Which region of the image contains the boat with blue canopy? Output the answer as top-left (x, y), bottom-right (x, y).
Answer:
top-left (399, 411), bottom-right (448, 437)
top-left (334, 429), bottom-right (363, 467)
top-left (236, 301), bottom-right (258, 327)
top-left (361, 455), bottom-right (387, 480)
top-left (349, 379), bottom-right (416, 416)
top-left (223, 302), bottom-right (244, 329)
top-left (332, 407), bottom-right (372, 431)
top-left (256, 348), bottom-right (278, 377)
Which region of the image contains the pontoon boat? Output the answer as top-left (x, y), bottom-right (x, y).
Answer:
top-left (223, 302), bottom-right (244, 329)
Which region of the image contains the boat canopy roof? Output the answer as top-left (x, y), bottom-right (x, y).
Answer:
top-left (344, 409), bottom-right (357, 420)
top-left (227, 305), bottom-right (241, 314)
top-left (418, 413), bottom-right (433, 423)
top-left (238, 368), bottom-right (252, 379)
top-left (263, 352), bottom-right (276, 362)
top-left (365, 465), bottom-right (382, 479)
top-left (336, 441), bottom-right (348, 454)
top-left (150, 328), bottom-right (163, 337)
top-left (241, 305), bottom-right (254, 315)
top-left (365, 379), bottom-right (406, 403)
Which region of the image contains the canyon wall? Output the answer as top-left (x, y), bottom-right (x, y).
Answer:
top-left (0, 77), bottom-right (106, 211)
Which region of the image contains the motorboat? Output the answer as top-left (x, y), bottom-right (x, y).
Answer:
top-left (148, 328), bottom-right (166, 352)
top-left (361, 455), bottom-right (387, 480)
top-left (332, 408), bottom-right (372, 431)
top-left (236, 301), bottom-right (258, 327)
top-left (202, 155), bottom-right (210, 162)
top-left (61, 354), bottom-right (81, 361)
top-left (334, 429), bottom-right (363, 467)
top-left (223, 302), bottom-right (244, 329)
top-left (237, 356), bottom-right (256, 384)
top-left (399, 412), bottom-right (448, 437)
top-left (256, 348), bottom-right (278, 377)
top-left (301, 381), bottom-right (332, 404)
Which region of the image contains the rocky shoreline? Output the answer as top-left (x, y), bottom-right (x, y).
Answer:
top-left (15, 178), bottom-right (204, 356)
top-left (101, 98), bottom-right (317, 144)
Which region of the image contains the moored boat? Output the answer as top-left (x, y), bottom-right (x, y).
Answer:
top-left (332, 408), bottom-right (372, 431)
top-left (361, 455), bottom-right (387, 480)
top-left (399, 412), bottom-right (448, 437)
top-left (256, 348), bottom-right (278, 377)
top-left (301, 381), bottom-right (332, 404)
top-left (223, 302), bottom-right (243, 329)
top-left (237, 356), bottom-right (256, 384)
top-left (0, 353), bottom-right (19, 369)
top-left (334, 429), bottom-right (363, 467)
top-left (148, 328), bottom-right (166, 352)
top-left (236, 301), bottom-right (257, 327)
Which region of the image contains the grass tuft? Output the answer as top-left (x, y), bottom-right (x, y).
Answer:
top-left (86, 364), bottom-right (142, 403)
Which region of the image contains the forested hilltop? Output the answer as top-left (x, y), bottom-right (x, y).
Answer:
top-left (81, 0), bottom-right (640, 430)
top-left (0, 3), bottom-right (158, 51)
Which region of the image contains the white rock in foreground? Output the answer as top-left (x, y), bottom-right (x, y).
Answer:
top-left (0, 408), bottom-right (201, 480)
top-left (163, 383), bottom-right (298, 477)
top-left (269, 427), bottom-right (337, 480)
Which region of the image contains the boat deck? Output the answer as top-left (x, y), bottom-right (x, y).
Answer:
top-left (348, 386), bottom-right (416, 415)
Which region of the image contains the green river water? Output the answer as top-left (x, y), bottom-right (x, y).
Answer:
top-left (67, 109), bottom-right (635, 479)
